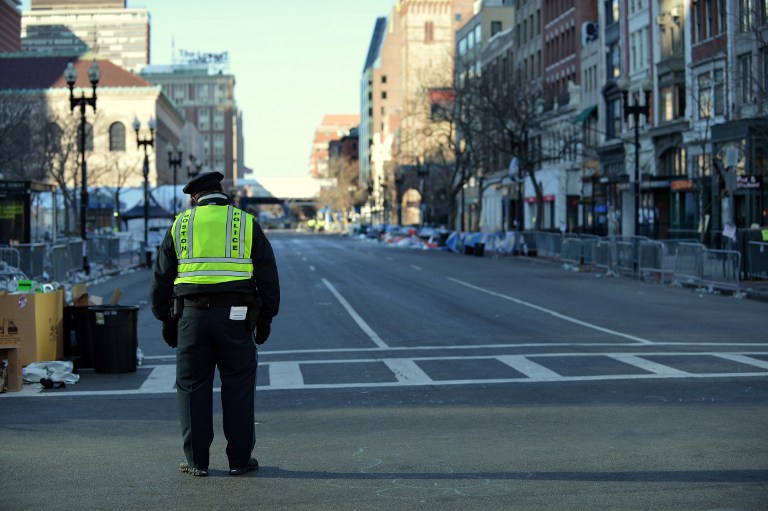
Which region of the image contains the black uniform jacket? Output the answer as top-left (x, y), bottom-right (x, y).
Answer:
top-left (150, 192), bottom-right (280, 325)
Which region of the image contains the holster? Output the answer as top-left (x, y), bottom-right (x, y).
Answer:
top-left (244, 294), bottom-right (261, 331)
top-left (171, 296), bottom-right (184, 319)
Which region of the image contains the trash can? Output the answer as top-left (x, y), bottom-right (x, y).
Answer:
top-left (474, 243), bottom-right (485, 257)
top-left (464, 244), bottom-right (475, 255)
top-left (63, 306), bottom-right (95, 369)
top-left (87, 305), bottom-right (139, 374)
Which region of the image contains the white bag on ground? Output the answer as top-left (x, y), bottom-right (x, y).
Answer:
top-left (22, 361), bottom-right (80, 384)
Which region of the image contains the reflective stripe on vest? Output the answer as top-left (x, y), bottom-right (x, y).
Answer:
top-left (171, 204), bottom-right (254, 285)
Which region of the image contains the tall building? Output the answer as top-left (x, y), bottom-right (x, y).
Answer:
top-left (141, 58), bottom-right (242, 189)
top-left (364, 0), bottom-right (474, 224)
top-left (0, 0), bottom-right (21, 52)
top-left (21, 1), bottom-right (150, 72)
top-left (360, 17), bottom-right (388, 188)
top-left (309, 114), bottom-right (360, 179)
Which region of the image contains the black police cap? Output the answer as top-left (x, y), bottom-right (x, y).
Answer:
top-left (183, 171), bottom-right (224, 195)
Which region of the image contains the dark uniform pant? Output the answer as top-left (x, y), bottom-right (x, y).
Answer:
top-left (176, 306), bottom-right (256, 470)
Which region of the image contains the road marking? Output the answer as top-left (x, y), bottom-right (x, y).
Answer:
top-left (322, 278), bottom-right (388, 349)
top-left (713, 353), bottom-right (768, 370)
top-left (382, 359), bottom-right (432, 384)
top-left (268, 362), bottom-right (304, 388)
top-left (608, 354), bottom-right (691, 376)
top-left (138, 365), bottom-right (176, 392)
top-left (496, 355), bottom-right (562, 379)
top-left (6, 352), bottom-right (768, 397)
top-left (448, 277), bottom-right (655, 345)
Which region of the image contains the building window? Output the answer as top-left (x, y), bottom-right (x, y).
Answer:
top-left (491, 21), bottom-right (502, 36)
top-left (698, 72), bottom-right (712, 118)
top-left (198, 108), bottom-right (210, 131)
top-left (381, 91), bottom-right (387, 99)
top-left (213, 110), bottom-right (225, 131)
top-left (738, 52), bottom-right (755, 103)
top-left (713, 69), bottom-right (725, 115)
top-left (109, 122), bottom-right (125, 151)
top-left (425, 21), bottom-right (434, 43)
top-left (45, 122), bottom-right (62, 153)
top-left (197, 84), bottom-right (210, 100)
top-left (381, 75), bottom-right (387, 84)
top-left (474, 24), bottom-right (481, 46)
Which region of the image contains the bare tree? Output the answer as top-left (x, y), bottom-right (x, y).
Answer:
top-left (318, 155), bottom-right (363, 232)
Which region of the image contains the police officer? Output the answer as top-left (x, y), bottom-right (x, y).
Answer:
top-left (150, 171), bottom-right (280, 477)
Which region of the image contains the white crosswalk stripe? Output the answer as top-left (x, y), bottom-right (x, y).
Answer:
top-left (6, 350), bottom-right (767, 397)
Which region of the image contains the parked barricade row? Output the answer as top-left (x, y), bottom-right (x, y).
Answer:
top-left (700, 249), bottom-right (741, 292)
top-left (673, 243), bottom-right (705, 287)
top-left (746, 242), bottom-right (768, 280)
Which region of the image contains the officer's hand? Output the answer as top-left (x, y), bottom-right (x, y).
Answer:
top-left (162, 320), bottom-right (178, 348)
top-left (254, 322), bottom-right (271, 345)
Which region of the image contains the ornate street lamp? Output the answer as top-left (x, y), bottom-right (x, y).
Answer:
top-left (166, 143), bottom-right (183, 216)
top-left (617, 74), bottom-right (652, 237)
top-left (187, 154), bottom-right (202, 179)
top-left (133, 116), bottom-right (156, 267)
top-left (64, 59), bottom-right (100, 274)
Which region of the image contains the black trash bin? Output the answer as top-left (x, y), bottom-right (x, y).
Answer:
top-left (63, 306), bottom-right (95, 369)
top-left (87, 305), bottom-right (139, 374)
top-left (474, 243), bottom-right (485, 257)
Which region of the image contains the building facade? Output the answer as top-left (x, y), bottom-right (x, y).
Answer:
top-left (140, 63), bottom-right (242, 190)
top-left (309, 114), bottom-right (360, 179)
top-left (0, 0), bottom-right (21, 52)
top-left (0, 55), bottom-right (188, 234)
top-left (21, 2), bottom-right (150, 72)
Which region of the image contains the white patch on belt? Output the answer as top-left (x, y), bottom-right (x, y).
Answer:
top-left (229, 306), bottom-right (248, 320)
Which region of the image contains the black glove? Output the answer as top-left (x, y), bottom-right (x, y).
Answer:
top-left (254, 322), bottom-right (271, 345)
top-left (162, 320), bottom-right (178, 348)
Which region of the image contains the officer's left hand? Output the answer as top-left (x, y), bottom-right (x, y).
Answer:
top-left (162, 320), bottom-right (178, 348)
top-left (254, 322), bottom-right (271, 345)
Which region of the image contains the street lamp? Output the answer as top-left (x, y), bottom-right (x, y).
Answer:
top-left (187, 154), bottom-right (202, 179)
top-left (64, 59), bottom-right (100, 275)
top-left (166, 143), bottom-right (183, 216)
top-left (417, 157), bottom-right (429, 226)
top-left (132, 116), bottom-right (156, 268)
top-left (617, 74), bottom-right (652, 237)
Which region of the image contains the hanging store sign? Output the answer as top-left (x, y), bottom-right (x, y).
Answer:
top-left (524, 194), bottom-right (555, 203)
top-left (737, 176), bottom-right (761, 189)
top-left (670, 179), bottom-right (694, 191)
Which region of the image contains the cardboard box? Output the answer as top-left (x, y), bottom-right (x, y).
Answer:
top-left (0, 345), bottom-right (22, 392)
top-left (70, 283), bottom-right (103, 306)
top-left (0, 289), bottom-right (64, 367)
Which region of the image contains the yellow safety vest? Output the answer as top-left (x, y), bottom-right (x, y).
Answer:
top-left (171, 204), bottom-right (254, 285)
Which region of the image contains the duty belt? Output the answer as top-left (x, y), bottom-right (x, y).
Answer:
top-left (183, 294), bottom-right (248, 309)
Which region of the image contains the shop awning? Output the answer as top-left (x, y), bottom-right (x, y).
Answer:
top-left (572, 105), bottom-right (597, 124)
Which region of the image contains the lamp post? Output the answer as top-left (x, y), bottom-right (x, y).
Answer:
top-left (617, 75), bottom-right (652, 237)
top-left (64, 59), bottom-right (100, 275)
top-left (187, 155), bottom-right (203, 179)
top-left (417, 157), bottom-right (429, 226)
top-left (133, 116), bottom-right (156, 268)
top-left (395, 172), bottom-right (404, 226)
top-left (166, 144), bottom-right (183, 216)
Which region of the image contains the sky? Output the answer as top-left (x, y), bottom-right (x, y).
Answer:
top-left (21, 0), bottom-right (394, 196)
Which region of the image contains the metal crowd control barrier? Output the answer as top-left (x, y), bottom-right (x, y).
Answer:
top-left (701, 249), bottom-right (741, 292)
top-left (0, 246), bottom-right (21, 271)
top-left (594, 240), bottom-right (613, 271)
top-left (560, 237), bottom-right (582, 265)
top-left (638, 240), bottom-right (663, 281)
top-left (746, 242), bottom-right (768, 280)
top-left (51, 243), bottom-right (74, 282)
top-left (673, 242), bottom-right (705, 287)
top-left (533, 232), bottom-right (562, 257)
top-left (14, 243), bottom-right (46, 278)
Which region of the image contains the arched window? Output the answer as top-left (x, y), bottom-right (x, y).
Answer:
top-left (109, 122), bottom-right (126, 151)
top-left (78, 122), bottom-right (94, 152)
top-left (11, 123), bottom-right (30, 153)
top-left (45, 122), bottom-right (62, 153)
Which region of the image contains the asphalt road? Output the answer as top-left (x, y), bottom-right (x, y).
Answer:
top-left (2, 231), bottom-right (767, 510)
